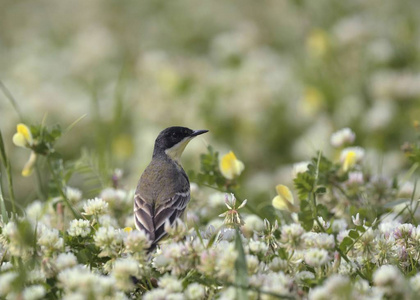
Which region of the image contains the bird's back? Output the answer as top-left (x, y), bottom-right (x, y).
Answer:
top-left (134, 155), bottom-right (190, 247)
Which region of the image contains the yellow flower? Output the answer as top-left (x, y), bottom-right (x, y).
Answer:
top-left (301, 86), bottom-right (325, 116)
top-left (219, 151), bottom-right (245, 180)
top-left (123, 227), bottom-right (133, 233)
top-left (340, 147), bottom-right (364, 172)
top-left (272, 184), bottom-right (299, 213)
top-left (306, 29), bottom-right (329, 57)
top-left (342, 151), bottom-right (357, 172)
top-left (22, 151), bottom-right (37, 177)
top-left (12, 123), bottom-right (33, 148)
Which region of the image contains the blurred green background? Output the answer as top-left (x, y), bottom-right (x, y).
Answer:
top-left (1, 0), bottom-right (420, 206)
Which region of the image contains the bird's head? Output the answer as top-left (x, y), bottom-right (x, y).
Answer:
top-left (153, 126), bottom-right (208, 162)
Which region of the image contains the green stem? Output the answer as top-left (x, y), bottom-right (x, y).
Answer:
top-left (47, 157), bottom-right (80, 219)
top-left (35, 161), bottom-right (47, 201)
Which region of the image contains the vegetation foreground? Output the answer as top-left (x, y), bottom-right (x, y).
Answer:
top-left (1, 124), bottom-right (420, 299)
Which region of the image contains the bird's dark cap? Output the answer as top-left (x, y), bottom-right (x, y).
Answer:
top-left (153, 126), bottom-right (208, 156)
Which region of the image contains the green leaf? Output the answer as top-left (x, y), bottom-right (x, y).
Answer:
top-left (316, 204), bottom-right (329, 219)
top-left (293, 172), bottom-right (315, 200)
top-left (348, 230), bottom-right (359, 239)
top-left (315, 186), bottom-right (326, 194)
top-left (355, 225), bottom-right (366, 233)
top-left (339, 237), bottom-right (353, 252)
top-left (234, 229), bottom-right (248, 300)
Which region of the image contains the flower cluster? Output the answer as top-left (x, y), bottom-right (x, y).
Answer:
top-left (2, 125), bottom-right (420, 299)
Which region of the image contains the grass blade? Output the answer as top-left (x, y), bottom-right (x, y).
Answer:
top-left (0, 129), bottom-right (16, 213)
top-left (234, 228), bottom-right (248, 300)
top-left (0, 178), bottom-right (9, 223)
top-left (0, 81), bottom-right (23, 119)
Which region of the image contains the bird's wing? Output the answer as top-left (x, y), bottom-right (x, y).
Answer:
top-left (153, 190), bottom-right (190, 244)
top-left (134, 190), bottom-right (190, 245)
top-left (134, 193), bottom-right (155, 241)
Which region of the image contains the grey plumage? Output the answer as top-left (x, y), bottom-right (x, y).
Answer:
top-left (133, 126), bottom-right (207, 250)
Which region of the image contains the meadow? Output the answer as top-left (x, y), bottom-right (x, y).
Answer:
top-left (1, 1), bottom-right (420, 299)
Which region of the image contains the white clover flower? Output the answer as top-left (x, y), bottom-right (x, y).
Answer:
top-left (268, 257), bottom-right (288, 272)
top-left (159, 274), bottom-right (183, 293)
top-left (98, 215), bottom-right (118, 228)
top-left (166, 293), bottom-right (185, 300)
top-left (164, 218), bottom-right (188, 239)
top-left (248, 239), bottom-right (268, 254)
top-left (2, 221), bottom-right (18, 239)
top-left (411, 225), bottom-right (420, 241)
top-left (94, 226), bottom-right (124, 257)
top-left (246, 254), bottom-right (260, 274)
top-left (38, 227), bottom-right (63, 255)
top-left (375, 234), bottom-right (397, 265)
top-left (143, 288), bottom-right (168, 300)
top-left (373, 265), bottom-right (407, 296)
top-left (55, 252), bottom-right (78, 271)
top-left (58, 266), bottom-right (94, 292)
top-left (295, 271), bottom-right (315, 283)
top-left (292, 161), bottom-right (310, 178)
top-left (303, 232), bottom-right (335, 249)
top-left (185, 283), bottom-right (206, 300)
top-left (83, 197), bottom-right (108, 216)
top-left (378, 220), bottom-right (400, 236)
top-left (394, 223), bottom-right (414, 240)
top-left (209, 192), bottom-right (226, 208)
top-left (22, 285), bottom-right (46, 300)
top-left (0, 272), bottom-right (18, 297)
top-left (112, 258), bottom-right (139, 291)
top-left (100, 188), bottom-right (128, 207)
top-left (243, 214), bottom-right (264, 234)
top-left (67, 219), bottom-right (91, 237)
top-left (27, 268), bottom-right (46, 283)
top-left (124, 229), bottom-right (151, 254)
top-left (152, 252), bottom-right (172, 270)
top-left (216, 243), bottom-right (238, 280)
top-left (197, 248), bottom-right (218, 276)
top-left (26, 200), bottom-right (44, 221)
top-left (153, 242), bottom-right (191, 275)
top-left (354, 228), bottom-right (377, 256)
top-left (66, 187), bottom-right (82, 203)
top-left (304, 248), bottom-right (329, 267)
top-left (58, 265), bottom-right (116, 297)
top-left (331, 219), bottom-right (348, 233)
top-left (309, 275), bottom-right (351, 299)
top-left (217, 287), bottom-right (237, 300)
top-left (410, 273), bottom-right (420, 294)
top-left (62, 292), bottom-right (86, 300)
top-left (255, 271), bottom-right (292, 295)
top-left (308, 286), bottom-right (329, 300)
top-left (219, 227), bottom-right (236, 242)
top-left (280, 223), bottom-right (305, 245)
top-left (330, 128), bottom-right (355, 148)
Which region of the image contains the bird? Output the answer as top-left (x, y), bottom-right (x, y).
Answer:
top-left (133, 126), bottom-right (208, 250)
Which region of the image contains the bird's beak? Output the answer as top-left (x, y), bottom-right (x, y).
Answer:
top-left (190, 129), bottom-right (209, 137)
